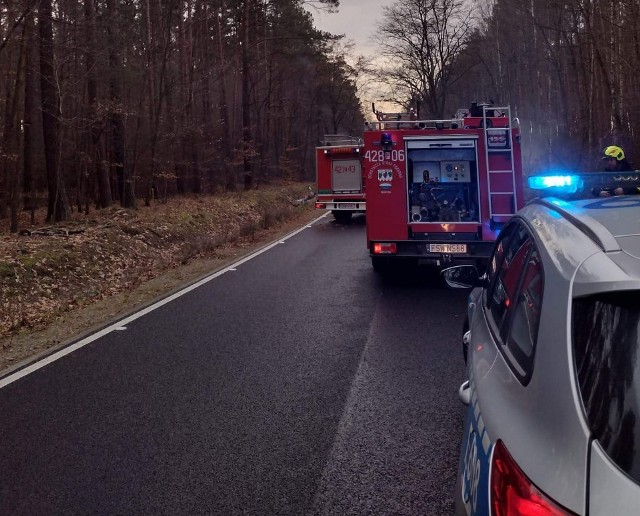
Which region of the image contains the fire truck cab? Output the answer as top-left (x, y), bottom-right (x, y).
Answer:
top-left (315, 135), bottom-right (365, 222)
top-left (364, 103), bottom-right (524, 271)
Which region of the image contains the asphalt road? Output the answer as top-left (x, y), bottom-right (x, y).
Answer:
top-left (0, 214), bottom-right (469, 515)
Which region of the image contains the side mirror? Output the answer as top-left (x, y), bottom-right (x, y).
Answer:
top-left (441, 265), bottom-right (486, 289)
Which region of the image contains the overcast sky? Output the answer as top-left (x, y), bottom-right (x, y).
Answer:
top-left (307, 0), bottom-right (387, 56)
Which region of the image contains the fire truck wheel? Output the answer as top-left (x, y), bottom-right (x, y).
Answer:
top-left (332, 210), bottom-right (353, 222)
top-left (371, 256), bottom-right (390, 273)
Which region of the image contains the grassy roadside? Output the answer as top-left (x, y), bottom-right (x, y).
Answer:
top-left (0, 182), bottom-right (321, 373)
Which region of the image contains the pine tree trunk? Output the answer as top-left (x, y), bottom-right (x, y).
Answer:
top-left (214, 5), bottom-right (234, 191)
top-left (8, 23), bottom-right (30, 233)
top-left (22, 11), bottom-right (35, 217)
top-left (39, 0), bottom-right (71, 222)
top-left (85, 0), bottom-right (112, 209)
top-left (106, 0), bottom-right (134, 208)
top-left (242, 0), bottom-right (253, 190)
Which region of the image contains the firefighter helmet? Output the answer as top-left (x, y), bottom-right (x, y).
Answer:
top-left (602, 145), bottom-right (625, 161)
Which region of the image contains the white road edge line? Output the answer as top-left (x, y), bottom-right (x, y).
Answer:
top-left (0, 212), bottom-right (329, 389)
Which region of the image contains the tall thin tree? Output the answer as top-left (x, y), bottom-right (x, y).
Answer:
top-left (39, 0), bottom-right (71, 222)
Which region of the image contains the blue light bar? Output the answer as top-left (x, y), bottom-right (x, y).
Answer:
top-left (380, 132), bottom-right (393, 151)
top-left (528, 174), bottom-right (581, 193)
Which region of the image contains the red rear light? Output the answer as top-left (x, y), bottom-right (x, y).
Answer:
top-left (491, 440), bottom-right (575, 516)
top-left (372, 242), bottom-right (397, 255)
top-left (315, 202), bottom-right (326, 209)
top-left (325, 146), bottom-right (358, 155)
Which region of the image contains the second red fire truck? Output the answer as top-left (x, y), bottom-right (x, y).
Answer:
top-left (315, 135), bottom-right (365, 222)
top-left (364, 103), bottom-right (524, 272)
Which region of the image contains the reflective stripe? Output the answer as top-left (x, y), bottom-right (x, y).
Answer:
top-left (463, 372), bottom-right (493, 515)
top-left (482, 431), bottom-right (491, 455)
top-left (477, 414), bottom-right (485, 437)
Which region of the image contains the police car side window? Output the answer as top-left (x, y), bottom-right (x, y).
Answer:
top-left (484, 220), bottom-right (543, 383)
top-left (484, 225), bottom-right (513, 306)
top-left (485, 223), bottom-right (531, 344)
top-left (573, 291), bottom-right (640, 484)
top-left (505, 248), bottom-right (543, 382)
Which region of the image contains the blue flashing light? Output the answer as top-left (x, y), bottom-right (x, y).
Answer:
top-left (381, 132), bottom-right (393, 150)
top-left (528, 174), bottom-right (580, 193)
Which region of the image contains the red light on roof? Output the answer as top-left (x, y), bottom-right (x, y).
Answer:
top-left (327, 146), bottom-right (359, 155)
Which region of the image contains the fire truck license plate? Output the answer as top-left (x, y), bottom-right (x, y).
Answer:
top-left (341, 203), bottom-right (356, 209)
top-left (429, 243), bottom-right (467, 254)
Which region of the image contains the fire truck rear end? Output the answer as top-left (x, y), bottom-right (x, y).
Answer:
top-left (364, 104), bottom-right (524, 271)
top-left (315, 135), bottom-right (365, 222)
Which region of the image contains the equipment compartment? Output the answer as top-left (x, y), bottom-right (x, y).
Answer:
top-left (406, 142), bottom-right (480, 223)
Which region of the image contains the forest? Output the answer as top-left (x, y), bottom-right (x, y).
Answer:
top-left (375, 0), bottom-right (640, 180)
top-left (1, 0), bottom-right (639, 231)
top-left (0, 0), bottom-right (361, 230)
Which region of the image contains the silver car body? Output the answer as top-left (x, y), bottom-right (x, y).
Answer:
top-left (456, 195), bottom-right (640, 515)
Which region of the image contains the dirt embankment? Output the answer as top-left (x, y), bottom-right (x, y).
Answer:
top-left (0, 182), bottom-right (320, 373)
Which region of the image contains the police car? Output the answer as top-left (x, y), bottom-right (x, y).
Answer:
top-left (443, 172), bottom-right (640, 515)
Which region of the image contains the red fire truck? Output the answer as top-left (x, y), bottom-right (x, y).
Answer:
top-left (364, 103), bottom-right (524, 271)
top-left (315, 135), bottom-right (365, 222)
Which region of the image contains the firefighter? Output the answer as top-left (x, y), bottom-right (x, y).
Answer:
top-left (597, 145), bottom-right (636, 196)
top-left (602, 145), bottom-right (632, 172)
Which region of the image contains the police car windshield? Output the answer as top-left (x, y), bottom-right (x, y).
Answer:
top-left (573, 291), bottom-right (640, 483)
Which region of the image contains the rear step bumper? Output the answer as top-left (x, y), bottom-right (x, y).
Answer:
top-left (370, 239), bottom-right (494, 262)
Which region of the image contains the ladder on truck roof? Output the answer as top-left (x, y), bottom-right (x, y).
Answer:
top-left (320, 134), bottom-right (362, 147)
top-left (483, 105), bottom-right (518, 225)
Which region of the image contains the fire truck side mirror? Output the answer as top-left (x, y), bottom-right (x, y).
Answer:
top-left (442, 266), bottom-right (487, 289)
